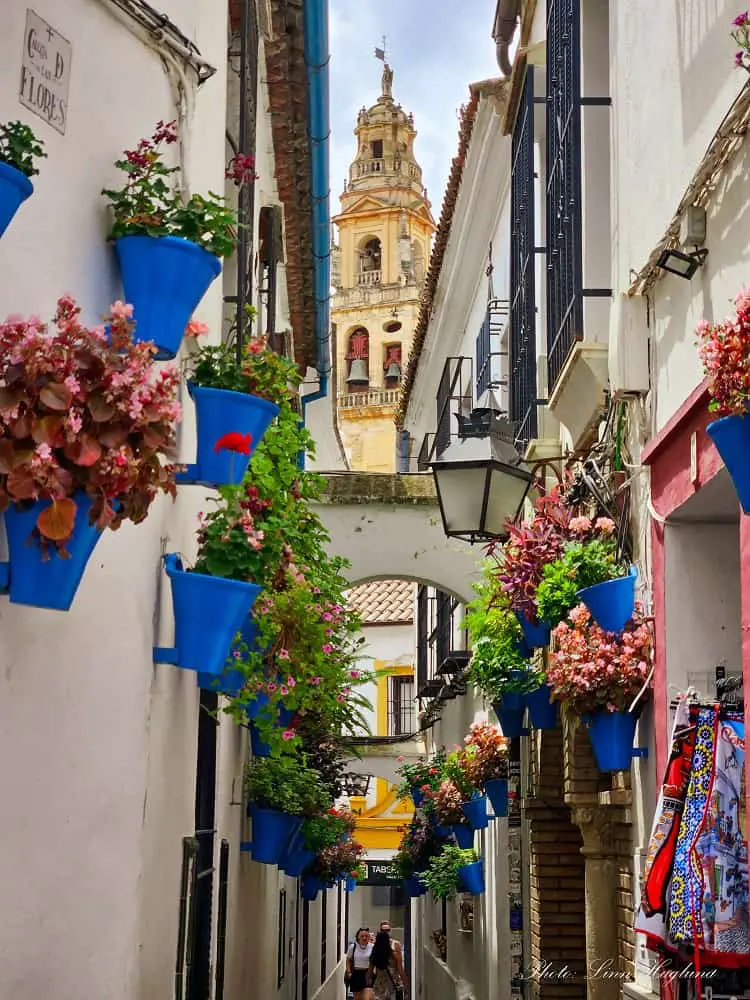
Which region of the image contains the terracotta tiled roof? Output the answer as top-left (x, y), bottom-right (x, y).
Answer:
top-left (347, 579), bottom-right (415, 625)
top-left (395, 91), bottom-right (480, 430)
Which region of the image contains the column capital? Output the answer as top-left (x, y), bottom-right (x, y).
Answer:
top-left (571, 805), bottom-right (618, 857)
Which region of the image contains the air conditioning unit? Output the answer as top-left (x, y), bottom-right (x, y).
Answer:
top-left (609, 293), bottom-right (650, 396)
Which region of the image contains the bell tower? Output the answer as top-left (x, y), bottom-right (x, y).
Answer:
top-left (332, 62), bottom-right (435, 472)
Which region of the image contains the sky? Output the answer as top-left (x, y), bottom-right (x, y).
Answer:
top-left (329, 0), bottom-right (501, 221)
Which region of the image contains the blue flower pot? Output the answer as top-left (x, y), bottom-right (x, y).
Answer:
top-left (301, 875), bottom-right (323, 901)
top-left (3, 492), bottom-right (104, 610)
top-left (283, 839), bottom-right (316, 877)
top-left (501, 672), bottom-right (527, 711)
top-left (250, 722), bottom-right (271, 757)
top-left (516, 635), bottom-right (533, 659)
top-left (457, 860), bottom-right (485, 896)
top-left (250, 704), bottom-right (296, 756)
top-left (707, 414), bottom-right (750, 514)
top-left (405, 874), bottom-right (426, 898)
top-left (514, 609), bottom-right (551, 649)
top-left (248, 806), bottom-right (302, 865)
top-left (461, 795), bottom-right (489, 831)
top-left (346, 876), bottom-right (357, 893)
top-left (578, 566), bottom-right (637, 634)
top-left (0, 161), bottom-right (33, 238)
top-left (161, 554), bottom-right (262, 673)
top-left (585, 709), bottom-right (637, 772)
top-left (451, 824), bottom-right (474, 849)
top-left (484, 778), bottom-right (508, 818)
top-left (432, 819), bottom-right (451, 839)
top-left (492, 701), bottom-right (525, 738)
top-left (525, 683), bottom-right (557, 730)
top-left (410, 786), bottom-right (425, 808)
top-left (115, 234), bottom-right (221, 359)
top-left (182, 383), bottom-right (279, 487)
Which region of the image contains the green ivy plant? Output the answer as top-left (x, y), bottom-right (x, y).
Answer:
top-left (423, 846), bottom-right (479, 901)
top-left (0, 121), bottom-right (45, 177)
top-left (244, 755), bottom-right (331, 815)
top-left (536, 537), bottom-right (623, 627)
top-left (465, 564), bottom-right (543, 700)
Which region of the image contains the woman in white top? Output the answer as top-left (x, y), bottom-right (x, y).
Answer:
top-left (346, 927), bottom-right (374, 999)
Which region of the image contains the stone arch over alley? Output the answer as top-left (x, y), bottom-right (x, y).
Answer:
top-left (312, 472), bottom-right (481, 604)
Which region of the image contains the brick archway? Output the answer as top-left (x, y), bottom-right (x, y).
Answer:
top-left (312, 472), bottom-right (481, 604)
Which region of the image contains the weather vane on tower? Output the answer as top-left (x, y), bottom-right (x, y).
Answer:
top-left (374, 35), bottom-right (393, 98)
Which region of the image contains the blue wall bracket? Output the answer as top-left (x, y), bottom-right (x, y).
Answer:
top-left (153, 646), bottom-right (179, 665)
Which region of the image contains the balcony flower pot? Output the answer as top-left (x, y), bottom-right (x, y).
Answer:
top-left (431, 817), bottom-right (452, 839)
top-left (514, 609), bottom-right (551, 649)
top-left (115, 234), bottom-right (221, 360)
top-left (405, 875), bottom-right (426, 898)
top-left (196, 616), bottom-right (265, 697)
top-left (524, 683), bottom-right (557, 730)
top-left (492, 701), bottom-right (525, 739)
top-left (410, 785), bottom-right (425, 808)
top-left (250, 705), bottom-right (296, 758)
top-left (461, 794), bottom-right (489, 831)
top-left (577, 566), bottom-right (637, 634)
top-left (247, 805), bottom-right (302, 866)
top-left (345, 876), bottom-right (357, 893)
top-left (484, 778), bottom-right (508, 818)
top-left (157, 554), bottom-right (262, 673)
top-left (301, 875), bottom-right (323, 901)
top-left (584, 709), bottom-right (637, 772)
top-left (457, 860), bottom-right (485, 896)
top-left (284, 844), bottom-right (316, 878)
top-left (2, 492), bottom-right (104, 610)
top-left (177, 382), bottom-right (279, 487)
top-left (450, 823), bottom-right (474, 849)
top-left (0, 161), bottom-right (33, 238)
top-left (707, 414), bottom-right (750, 514)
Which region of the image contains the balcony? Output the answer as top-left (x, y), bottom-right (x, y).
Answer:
top-left (338, 388), bottom-right (400, 409)
top-left (357, 269), bottom-right (382, 286)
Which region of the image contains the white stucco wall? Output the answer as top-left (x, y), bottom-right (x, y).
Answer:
top-left (0, 5), bottom-right (302, 999)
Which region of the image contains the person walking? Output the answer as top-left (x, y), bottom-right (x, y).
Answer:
top-left (369, 925), bottom-right (406, 1000)
top-left (346, 927), bottom-right (374, 1000)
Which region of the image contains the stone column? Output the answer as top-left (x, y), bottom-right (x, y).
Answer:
top-left (572, 807), bottom-right (620, 1000)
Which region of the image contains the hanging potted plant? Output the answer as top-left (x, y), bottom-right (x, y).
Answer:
top-left (431, 778), bottom-right (474, 848)
top-left (308, 837), bottom-right (365, 888)
top-left (102, 121), bottom-right (257, 359)
top-left (179, 327), bottom-right (289, 487)
top-left (0, 297), bottom-right (180, 610)
top-left (423, 846), bottom-right (484, 900)
top-left (395, 751), bottom-right (447, 808)
top-left (492, 491), bottom-right (570, 647)
top-left (393, 811), bottom-right (450, 897)
top-left (461, 722), bottom-right (510, 818)
top-left (244, 754), bottom-right (330, 866)
top-left (0, 121), bottom-right (45, 237)
top-left (547, 603), bottom-right (653, 771)
top-left (698, 289), bottom-right (750, 511)
top-left (282, 807), bottom-right (356, 877)
top-left (346, 862), bottom-right (366, 893)
top-left (466, 599), bottom-right (542, 738)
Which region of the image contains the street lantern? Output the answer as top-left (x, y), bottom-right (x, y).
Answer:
top-left (342, 772), bottom-right (371, 797)
top-left (430, 392), bottom-right (534, 544)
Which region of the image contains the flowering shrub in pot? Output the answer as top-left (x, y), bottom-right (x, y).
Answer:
top-left (698, 288), bottom-right (750, 512)
top-left (0, 297), bottom-right (180, 610)
top-left (547, 603), bottom-right (653, 772)
top-left (103, 121), bottom-right (257, 359)
top-left (395, 750), bottom-right (447, 807)
top-left (180, 328), bottom-right (285, 487)
top-left (423, 846), bottom-right (483, 900)
top-left (0, 120), bottom-right (45, 237)
top-left (461, 722), bottom-right (510, 817)
top-left (393, 812), bottom-right (449, 887)
top-left (308, 837), bottom-right (365, 885)
top-left (244, 754), bottom-right (329, 865)
top-left (427, 778), bottom-right (474, 848)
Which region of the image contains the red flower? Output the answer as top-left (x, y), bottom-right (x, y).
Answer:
top-left (214, 432), bottom-right (252, 455)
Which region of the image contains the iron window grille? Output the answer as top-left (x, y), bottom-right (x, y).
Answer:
top-left (417, 432), bottom-right (435, 471)
top-left (546, 0), bottom-right (583, 391)
top-left (435, 356), bottom-right (473, 458)
top-left (417, 586), bottom-right (463, 698)
top-left (510, 65), bottom-right (539, 452)
top-left (388, 675), bottom-right (416, 736)
top-left (475, 298), bottom-right (509, 399)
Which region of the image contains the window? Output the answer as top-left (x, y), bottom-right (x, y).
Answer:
top-left (388, 675), bottom-right (415, 736)
top-left (277, 889), bottom-right (287, 988)
top-left (510, 65), bottom-right (539, 450)
top-left (359, 237), bottom-right (382, 279)
top-left (546, 0), bottom-right (583, 391)
top-left (371, 139), bottom-right (383, 158)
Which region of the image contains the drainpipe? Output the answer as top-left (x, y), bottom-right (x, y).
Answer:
top-left (300, 0), bottom-right (331, 451)
top-left (493, 0), bottom-right (521, 77)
